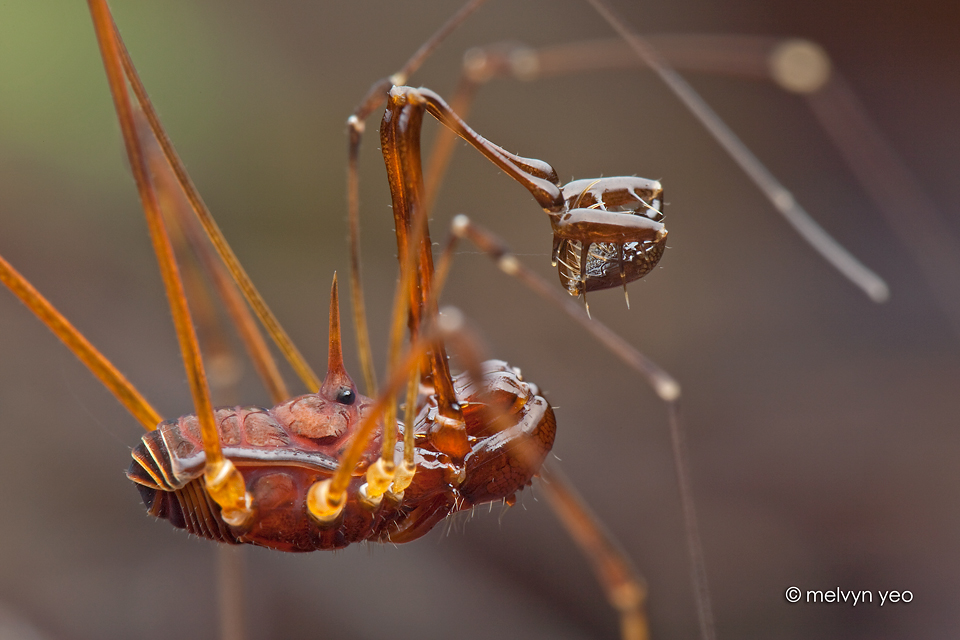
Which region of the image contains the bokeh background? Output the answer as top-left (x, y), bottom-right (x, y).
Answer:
top-left (1, 0), bottom-right (958, 638)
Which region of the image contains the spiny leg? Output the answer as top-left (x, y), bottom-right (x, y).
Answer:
top-left (458, 32), bottom-right (960, 336)
top-left (424, 15), bottom-right (895, 306)
top-left (388, 86), bottom-right (668, 316)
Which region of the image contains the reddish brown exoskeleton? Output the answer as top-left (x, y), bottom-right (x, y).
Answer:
top-left (123, 79), bottom-right (666, 553)
top-left (129, 283), bottom-right (557, 552)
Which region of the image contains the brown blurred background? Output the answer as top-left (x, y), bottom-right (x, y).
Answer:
top-left (1, 0), bottom-right (958, 638)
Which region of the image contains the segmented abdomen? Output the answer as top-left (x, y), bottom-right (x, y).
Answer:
top-left (127, 361), bottom-right (556, 551)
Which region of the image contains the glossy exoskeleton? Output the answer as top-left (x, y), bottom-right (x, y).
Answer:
top-left (126, 85), bottom-right (665, 552)
top-left (386, 87), bottom-right (668, 301)
top-left (129, 342), bottom-right (556, 552)
top-left (552, 176), bottom-right (666, 296)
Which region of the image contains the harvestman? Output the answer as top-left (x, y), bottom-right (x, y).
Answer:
top-left (4, 1), bottom-right (936, 639)
top-left (0, 2), bottom-right (682, 639)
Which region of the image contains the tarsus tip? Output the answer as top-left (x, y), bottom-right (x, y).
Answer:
top-left (867, 280), bottom-right (891, 304)
top-left (657, 378), bottom-right (681, 402)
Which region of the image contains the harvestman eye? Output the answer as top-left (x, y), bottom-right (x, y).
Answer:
top-left (336, 388), bottom-right (356, 405)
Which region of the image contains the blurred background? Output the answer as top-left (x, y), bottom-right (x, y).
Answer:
top-left (1, 0), bottom-right (958, 638)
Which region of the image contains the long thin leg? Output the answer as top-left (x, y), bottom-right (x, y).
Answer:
top-left (217, 545), bottom-right (246, 640)
top-left (540, 465), bottom-right (649, 640)
top-left (424, 24), bottom-right (891, 304)
top-left (806, 74), bottom-right (960, 340)
top-left (87, 0), bottom-right (251, 526)
top-left (589, 0), bottom-right (888, 304)
top-left (455, 28), bottom-right (960, 327)
top-left (379, 87), bottom-right (469, 459)
top-left (166, 206), bottom-right (251, 640)
top-left (112, 15), bottom-right (322, 394)
top-left (0, 253), bottom-right (161, 432)
top-left (346, 0), bottom-right (490, 398)
top-left (448, 215), bottom-right (715, 640)
top-left (139, 112), bottom-right (290, 406)
top-left (160, 183), bottom-right (251, 640)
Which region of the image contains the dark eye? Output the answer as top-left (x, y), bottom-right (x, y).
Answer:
top-left (336, 388), bottom-right (356, 405)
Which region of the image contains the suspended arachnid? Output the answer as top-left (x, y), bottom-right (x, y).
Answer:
top-left (0, 1), bottom-right (956, 639)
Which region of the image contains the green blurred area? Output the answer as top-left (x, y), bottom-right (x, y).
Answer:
top-left (0, 1), bottom-right (338, 227)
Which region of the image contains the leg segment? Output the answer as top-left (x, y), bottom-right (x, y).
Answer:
top-left (540, 465), bottom-right (649, 640)
top-left (0, 253), bottom-right (161, 431)
top-left (88, 0), bottom-right (252, 526)
top-left (448, 215), bottom-right (716, 640)
top-left (112, 7), bottom-right (322, 394)
top-left (346, 0), bottom-right (490, 398)
top-left (425, 11), bottom-right (894, 304)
